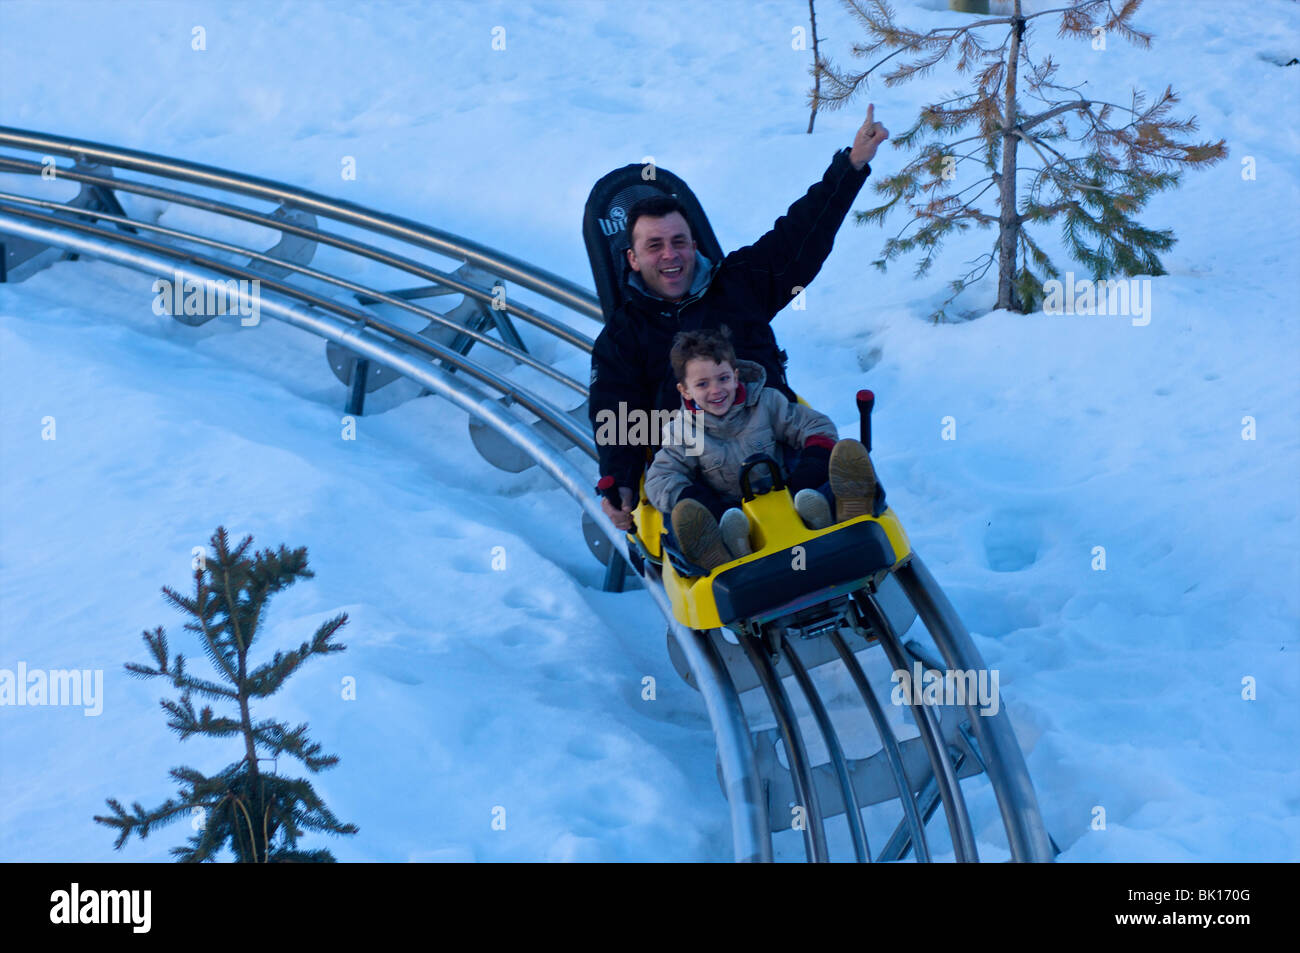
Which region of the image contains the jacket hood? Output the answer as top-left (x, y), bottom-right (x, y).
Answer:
top-left (731, 359), bottom-right (767, 407)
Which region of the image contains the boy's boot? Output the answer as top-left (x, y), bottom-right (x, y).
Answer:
top-left (672, 498), bottom-right (734, 571)
top-left (828, 439), bottom-right (877, 523)
top-left (719, 507), bottom-right (753, 557)
top-left (794, 489), bottom-right (833, 530)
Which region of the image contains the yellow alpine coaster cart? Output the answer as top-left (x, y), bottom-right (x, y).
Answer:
top-left (622, 391), bottom-right (909, 636)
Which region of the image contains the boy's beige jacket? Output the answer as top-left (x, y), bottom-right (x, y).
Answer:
top-left (645, 360), bottom-right (837, 514)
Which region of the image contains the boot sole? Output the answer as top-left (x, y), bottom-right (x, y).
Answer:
top-left (829, 440), bottom-right (877, 522)
top-left (719, 508), bottom-right (752, 558)
top-left (794, 489), bottom-right (833, 530)
top-left (672, 500), bottom-right (734, 571)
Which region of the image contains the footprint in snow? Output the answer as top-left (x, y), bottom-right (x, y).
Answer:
top-left (501, 586), bottom-right (562, 620)
top-left (565, 735), bottom-right (611, 761)
top-left (983, 513), bottom-right (1042, 573)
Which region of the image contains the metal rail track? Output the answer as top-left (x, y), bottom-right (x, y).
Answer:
top-left (0, 128), bottom-right (1054, 862)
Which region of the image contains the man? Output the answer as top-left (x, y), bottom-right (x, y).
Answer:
top-left (592, 105), bottom-right (889, 531)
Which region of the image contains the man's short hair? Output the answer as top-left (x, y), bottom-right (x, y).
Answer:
top-left (670, 326), bottom-right (736, 383)
top-left (626, 195), bottom-right (692, 249)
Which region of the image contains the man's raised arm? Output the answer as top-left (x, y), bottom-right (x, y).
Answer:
top-left (729, 104), bottom-right (889, 320)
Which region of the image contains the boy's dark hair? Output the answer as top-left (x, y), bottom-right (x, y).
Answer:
top-left (671, 326), bottom-right (736, 383)
top-left (626, 195), bottom-right (691, 248)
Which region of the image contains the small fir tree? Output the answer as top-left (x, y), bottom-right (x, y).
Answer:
top-left (95, 526), bottom-right (357, 862)
top-left (813, 0), bottom-right (1227, 319)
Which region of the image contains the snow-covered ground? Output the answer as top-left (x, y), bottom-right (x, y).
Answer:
top-left (1, 0), bottom-right (1297, 861)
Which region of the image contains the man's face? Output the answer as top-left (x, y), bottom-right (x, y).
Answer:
top-left (627, 212), bottom-right (697, 301)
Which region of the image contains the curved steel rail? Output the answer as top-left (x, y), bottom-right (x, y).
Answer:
top-left (0, 203), bottom-right (596, 452)
top-left (738, 633), bottom-right (830, 862)
top-left (0, 190), bottom-right (587, 396)
top-left (865, 593), bottom-right (979, 861)
top-left (898, 558), bottom-right (1055, 861)
top-left (0, 155), bottom-right (595, 353)
top-left (0, 126), bottom-right (602, 321)
top-left (828, 629), bottom-right (932, 861)
top-left (781, 632), bottom-right (870, 862)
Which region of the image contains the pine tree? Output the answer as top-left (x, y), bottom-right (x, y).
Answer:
top-left (95, 526), bottom-right (357, 862)
top-left (813, 0), bottom-right (1226, 320)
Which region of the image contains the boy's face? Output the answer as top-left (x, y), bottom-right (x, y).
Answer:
top-left (678, 357), bottom-right (738, 416)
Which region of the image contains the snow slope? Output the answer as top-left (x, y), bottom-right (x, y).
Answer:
top-left (1, 0), bottom-right (1297, 861)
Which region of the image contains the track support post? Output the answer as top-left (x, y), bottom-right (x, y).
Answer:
top-left (346, 358), bottom-right (370, 416)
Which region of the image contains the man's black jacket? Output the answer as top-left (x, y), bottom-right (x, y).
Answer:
top-left (588, 147), bottom-right (871, 490)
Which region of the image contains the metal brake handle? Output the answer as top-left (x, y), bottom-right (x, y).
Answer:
top-left (738, 453), bottom-right (786, 502)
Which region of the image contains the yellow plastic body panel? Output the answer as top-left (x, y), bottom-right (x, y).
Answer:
top-left (629, 475), bottom-right (663, 559)
top-left (661, 490), bottom-right (912, 630)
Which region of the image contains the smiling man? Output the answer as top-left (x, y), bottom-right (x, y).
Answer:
top-left (592, 105), bottom-right (889, 530)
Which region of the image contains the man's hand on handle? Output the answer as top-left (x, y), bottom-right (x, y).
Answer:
top-left (600, 485), bottom-right (636, 532)
top-left (849, 103), bottom-right (889, 171)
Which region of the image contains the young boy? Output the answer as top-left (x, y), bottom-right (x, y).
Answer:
top-left (646, 327), bottom-right (879, 571)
